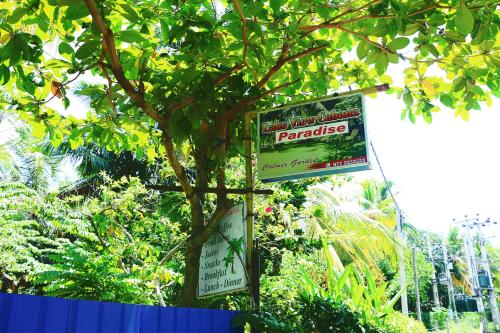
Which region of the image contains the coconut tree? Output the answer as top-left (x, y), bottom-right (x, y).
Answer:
top-left (358, 180), bottom-right (397, 229)
top-left (304, 180), bottom-right (401, 274)
top-left (0, 115), bottom-right (62, 193)
top-left (447, 227), bottom-right (473, 294)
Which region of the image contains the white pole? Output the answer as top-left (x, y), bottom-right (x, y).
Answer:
top-left (397, 210), bottom-right (409, 316)
top-left (427, 239), bottom-right (440, 307)
top-left (441, 237), bottom-right (457, 319)
top-left (412, 247), bottom-right (422, 321)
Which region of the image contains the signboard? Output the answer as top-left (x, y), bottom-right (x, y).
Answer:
top-left (257, 93), bottom-right (370, 182)
top-left (198, 204), bottom-right (247, 297)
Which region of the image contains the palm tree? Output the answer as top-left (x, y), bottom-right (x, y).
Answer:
top-left (303, 179), bottom-right (401, 275)
top-left (447, 227), bottom-right (473, 294)
top-left (358, 180), bottom-right (397, 229)
top-left (0, 114), bottom-right (62, 193)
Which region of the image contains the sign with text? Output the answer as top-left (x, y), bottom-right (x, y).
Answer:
top-left (257, 93), bottom-right (370, 182)
top-left (198, 204), bottom-right (247, 297)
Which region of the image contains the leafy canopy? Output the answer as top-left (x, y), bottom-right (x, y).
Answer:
top-left (1, 0), bottom-right (498, 154)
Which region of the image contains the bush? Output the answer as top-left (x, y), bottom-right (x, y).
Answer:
top-left (386, 312), bottom-right (428, 333)
top-left (299, 296), bottom-right (395, 333)
top-left (430, 306), bottom-right (448, 330)
top-left (233, 296), bottom-right (398, 333)
top-left (459, 312), bottom-right (481, 329)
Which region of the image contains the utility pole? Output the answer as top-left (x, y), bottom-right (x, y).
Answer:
top-left (441, 236), bottom-right (457, 320)
top-left (412, 247), bottom-right (422, 321)
top-left (397, 210), bottom-right (409, 316)
top-left (427, 239), bottom-right (440, 307)
top-left (475, 218), bottom-right (500, 329)
top-left (454, 215), bottom-right (487, 328)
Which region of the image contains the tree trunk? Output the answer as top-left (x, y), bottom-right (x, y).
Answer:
top-left (176, 239), bottom-right (203, 307)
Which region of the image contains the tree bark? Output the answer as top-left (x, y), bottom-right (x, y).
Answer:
top-left (176, 238), bottom-right (203, 307)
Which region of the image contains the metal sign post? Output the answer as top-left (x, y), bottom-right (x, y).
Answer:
top-left (244, 112), bottom-right (256, 309)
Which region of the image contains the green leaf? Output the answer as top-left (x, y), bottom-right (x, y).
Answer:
top-left (428, 13), bottom-right (446, 27)
top-left (375, 53), bottom-right (389, 75)
top-left (422, 44), bottom-right (439, 58)
top-left (270, 0), bottom-right (281, 14)
top-left (445, 31), bottom-right (466, 42)
top-left (455, 0), bottom-right (474, 36)
top-left (4, 35), bottom-right (24, 66)
top-left (387, 37), bottom-right (409, 50)
top-left (7, 8), bottom-right (29, 24)
top-left (116, 30), bottom-right (146, 44)
top-left (440, 93), bottom-right (454, 107)
top-left (63, 96), bottom-right (70, 109)
top-left (402, 24), bottom-right (419, 36)
top-left (58, 42), bottom-right (74, 55)
top-left (75, 40), bottom-right (99, 59)
top-left (365, 50), bottom-right (379, 65)
top-left (408, 111), bottom-right (416, 123)
top-left (0, 65), bottom-right (11, 84)
top-left (453, 77), bottom-right (466, 91)
top-left (403, 91), bottom-right (413, 106)
top-left (400, 109), bottom-right (407, 120)
top-left (369, 21), bottom-right (388, 37)
top-left (160, 19), bottom-right (170, 41)
top-left (423, 111), bottom-right (432, 123)
top-left (356, 41), bottom-right (369, 60)
top-left (64, 5), bottom-right (89, 20)
top-left (119, 3), bottom-right (141, 22)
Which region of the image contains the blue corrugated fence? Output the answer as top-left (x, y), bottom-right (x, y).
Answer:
top-left (0, 293), bottom-right (242, 333)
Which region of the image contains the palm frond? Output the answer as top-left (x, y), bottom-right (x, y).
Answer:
top-left (304, 183), bottom-right (402, 275)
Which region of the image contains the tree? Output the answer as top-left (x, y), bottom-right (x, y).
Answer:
top-left (305, 180), bottom-right (401, 275)
top-left (0, 115), bottom-right (62, 192)
top-left (32, 177), bottom-right (186, 305)
top-left (2, 0), bottom-right (498, 306)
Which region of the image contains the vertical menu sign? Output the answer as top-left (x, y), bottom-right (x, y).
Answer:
top-left (198, 204), bottom-right (247, 297)
top-left (257, 93), bottom-right (371, 182)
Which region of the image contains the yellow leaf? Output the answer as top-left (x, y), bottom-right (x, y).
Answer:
top-left (421, 79), bottom-right (435, 98)
top-left (146, 146), bottom-right (158, 160)
top-left (379, 75), bottom-right (393, 84)
top-left (460, 109), bottom-right (470, 121)
top-left (485, 94), bottom-right (492, 108)
top-left (31, 122), bottom-right (46, 138)
top-left (0, 32), bottom-right (11, 45)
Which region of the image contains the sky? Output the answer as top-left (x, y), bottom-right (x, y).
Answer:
top-left (361, 94), bottom-right (500, 244)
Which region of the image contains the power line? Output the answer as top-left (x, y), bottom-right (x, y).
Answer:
top-left (369, 141), bottom-right (401, 215)
top-left (369, 140), bottom-right (409, 316)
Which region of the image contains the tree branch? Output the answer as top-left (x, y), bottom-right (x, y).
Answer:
top-left (158, 237), bottom-right (188, 267)
top-left (162, 131), bottom-right (196, 203)
top-left (233, 0), bottom-right (248, 66)
top-left (84, 0), bottom-right (197, 209)
top-left (256, 43), bottom-right (291, 89)
top-left (337, 26), bottom-right (394, 54)
top-left (223, 78), bottom-right (300, 122)
top-left (195, 204), bottom-right (231, 246)
top-left (299, 3), bottom-right (463, 33)
top-left (83, 0), bottom-right (163, 125)
top-left (300, 0), bottom-right (381, 35)
top-left (214, 63), bottom-right (246, 86)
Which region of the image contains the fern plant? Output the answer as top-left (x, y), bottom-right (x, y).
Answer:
top-left (0, 182), bottom-right (64, 293)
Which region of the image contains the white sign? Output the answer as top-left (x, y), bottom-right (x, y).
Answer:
top-left (198, 204), bottom-right (247, 297)
top-left (275, 121), bottom-right (348, 143)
